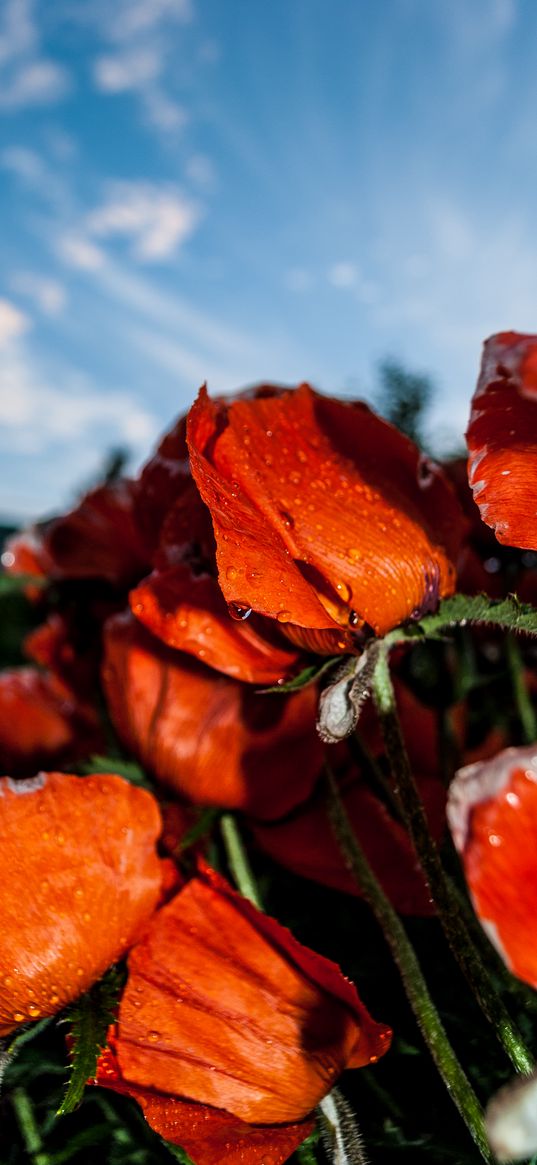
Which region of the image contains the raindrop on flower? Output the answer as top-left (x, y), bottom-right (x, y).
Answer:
top-left (228, 602), bottom-right (253, 621)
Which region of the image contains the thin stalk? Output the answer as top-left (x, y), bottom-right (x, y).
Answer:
top-left (11, 1088), bottom-right (51, 1165)
top-left (372, 644), bottom-right (534, 1077)
top-left (326, 768), bottom-right (493, 1163)
top-left (505, 633), bottom-right (537, 744)
top-left (220, 814), bottom-right (263, 909)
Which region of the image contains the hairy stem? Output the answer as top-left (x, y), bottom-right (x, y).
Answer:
top-left (372, 644), bottom-right (533, 1077)
top-left (326, 769), bottom-right (493, 1163)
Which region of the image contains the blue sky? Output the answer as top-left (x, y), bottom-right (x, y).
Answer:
top-left (1, 0), bottom-right (536, 519)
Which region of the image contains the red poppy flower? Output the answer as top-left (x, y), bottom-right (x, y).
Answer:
top-left (0, 771), bottom-right (163, 1035)
top-left (102, 611), bottom-right (322, 820)
top-left (467, 332), bottom-right (537, 550)
top-left (3, 479), bottom-right (149, 589)
top-left (187, 384), bottom-right (461, 654)
top-left (448, 744), bottom-right (537, 988)
top-left (96, 1039), bottom-right (314, 1165)
top-left (94, 865), bottom-right (390, 1136)
top-left (0, 668), bottom-right (103, 775)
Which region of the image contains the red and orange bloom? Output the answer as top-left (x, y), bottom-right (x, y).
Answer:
top-left (467, 332), bottom-right (537, 551)
top-left (0, 771), bottom-right (164, 1035)
top-left (102, 611), bottom-right (322, 820)
top-left (187, 384), bottom-right (461, 655)
top-left (448, 744), bottom-right (537, 989)
top-left (0, 668), bottom-right (103, 776)
top-left (94, 865), bottom-right (390, 1160)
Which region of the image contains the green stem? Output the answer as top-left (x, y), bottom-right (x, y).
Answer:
top-left (372, 645), bottom-right (534, 1077)
top-left (11, 1088), bottom-right (51, 1165)
top-left (326, 769), bottom-right (493, 1163)
top-left (505, 633), bottom-right (537, 743)
top-left (220, 814), bottom-right (263, 910)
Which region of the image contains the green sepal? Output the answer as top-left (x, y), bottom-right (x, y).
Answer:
top-left (57, 965), bottom-right (125, 1116)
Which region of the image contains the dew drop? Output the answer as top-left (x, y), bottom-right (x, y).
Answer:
top-left (3, 976), bottom-right (12, 987)
top-left (348, 609), bottom-right (360, 627)
top-left (50, 994), bottom-right (60, 1006)
top-left (226, 566), bottom-right (238, 581)
top-left (347, 547), bottom-right (361, 561)
top-left (83, 911), bottom-right (92, 922)
top-left (28, 1005), bottom-right (41, 1018)
top-left (228, 602), bottom-right (252, 621)
top-left (289, 471), bottom-right (301, 485)
top-left (276, 610), bottom-right (292, 623)
top-left (297, 449), bottom-right (307, 463)
top-left (336, 581), bottom-right (352, 602)
top-left (147, 1030), bottom-right (160, 1042)
top-left (488, 833), bottom-right (502, 847)
top-left (278, 509), bottom-right (295, 529)
top-left (13, 1012), bottom-right (25, 1023)
top-left (74, 887), bottom-right (84, 899)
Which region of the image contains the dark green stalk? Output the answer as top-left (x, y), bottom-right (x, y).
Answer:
top-left (372, 644), bottom-right (533, 1077)
top-left (11, 1088), bottom-right (51, 1165)
top-left (326, 769), bottom-right (493, 1163)
top-left (220, 814), bottom-right (263, 909)
top-left (505, 633), bottom-right (537, 743)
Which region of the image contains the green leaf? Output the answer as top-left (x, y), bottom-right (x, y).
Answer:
top-left (295, 1125), bottom-right (321, 1163)
top-left (179, 807), bottom-right (221, 852)
top-left (163, 1143), bottom-right (196, 1164)
top-left (260, 656), bottom-right (340, 694)
top-left (79, 755), bottom-right (153, 789)
top-left (57, 966), bottom-right (124, 1116)
top-left (0, 574), bottom-right (45, 596)
top-left (389, 593), bottom-right (537, 646)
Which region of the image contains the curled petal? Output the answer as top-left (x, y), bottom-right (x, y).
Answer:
top-left (0, 771), bottom-right (163, 1035)
top-left (102, 612), bottom-right (322, 820)
top-left (448, 744), bottom-right (537, 987)
top-left (130, 566), bottom-right (300, 684)
top-left (133, 414), bottom-right (190, 554)
top-left (108, 866), bottom-right (391, 1124)
top-left (0, 668), bottom-right (103, 775)
top-left (96, 1041), bottom-right (314, 1165)
top-left (187, 384), bottom-right (460, 639)
top-left (467, 332), bottom-right (537, 549)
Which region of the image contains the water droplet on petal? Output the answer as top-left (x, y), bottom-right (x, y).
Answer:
top-left (276, 610), bottom-right (292, 623)
top-left (228, 602), bottom-right (252, 621)
top-left (348, 609), bottom-right (360, 627)
top-left (336, 581), bottom-right (352, 602)
top-left (278, 510), bottom-right (294, 529)
top-left (13, 1012), bottom-right (25, 1023)
top-left (348, 547), bottom-right (361, 562)
top-left (488, 833), bottom-right (502, 847)
top-left (226, 566), bottom-right (237, 581)
top-left (28, 1005), bottom-right (41, 1018)
top-left (147, 1030), bottom-right (160, 1042)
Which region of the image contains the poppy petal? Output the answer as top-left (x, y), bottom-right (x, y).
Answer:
top-left (448, 744), bottom-right (537, 987)
top-left (0, 668), bottom-right (103, 775)
top-left (187, 385), bottom-right (459, 638)
top-left (110, 866), bottom-right (390, 1124)
top-left (102, 611), bottom-right (322, 820)
top-left (467, 332), bottom-right (537, 549)
top-left (0, 771), bottom-right (163, 1034)
top-left (130, 566), bottom-right (300, 684)
top-left (96, 1042), bottom-right (314, 1165)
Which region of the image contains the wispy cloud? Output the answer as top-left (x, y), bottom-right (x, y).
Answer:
top-left (86, 182), bottom-right (199, 260)
top-left (0, 335), bottom-right (157, 457)
top-left (10, 272), bottom-right (66, 317)
top-left (0, 299), bottom-right (31, 347)
top-left (0, 0), bottom-right (70, 112)
top-left (90, 0), bottom-right (192, 134)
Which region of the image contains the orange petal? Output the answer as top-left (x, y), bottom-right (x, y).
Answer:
top-left (96, 1041), bottom-right (314, 1165)
top-left (130, 566), bottom-right (301, 684)
top-left (187, 384), bottom-right (460, 638)
top-left (467, 332), bottom-right (537, 549)
top-left (0, 772), bottom-right (163, 1035)
top-left (102, 611), bottom-right (322, 820)
top-left (110, 866), bottom-right (391, 1124)
top-left (0, 668), bottom-right (103, 775)
top-left (448, 745), bottom-right (537, 988)
top-left (133, 414), bottom-right (190, 555)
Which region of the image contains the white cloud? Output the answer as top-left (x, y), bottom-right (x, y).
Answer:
top-left (85, 182), bottom-right (199, 261)
top-left (104, 0), bottom-right (193, 42)
top-left (285, 267), bottom-right (314, 293)
top-left (58, 235), bottom-right (106, 272)
top-left (186, 153), bottom-right (215, 188)
top-left (0, 299), bottom-right (30, 347)
top-left (93, 47), bottom-right (161, 93)
top-left (0, 338), bottom-right (158, 457)
top-left (328, 261), bottom-right (358, 289)
top-left (0, 0), bottom-right (70, 113)
top-left (10, 272), bottom-right (66, 316)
